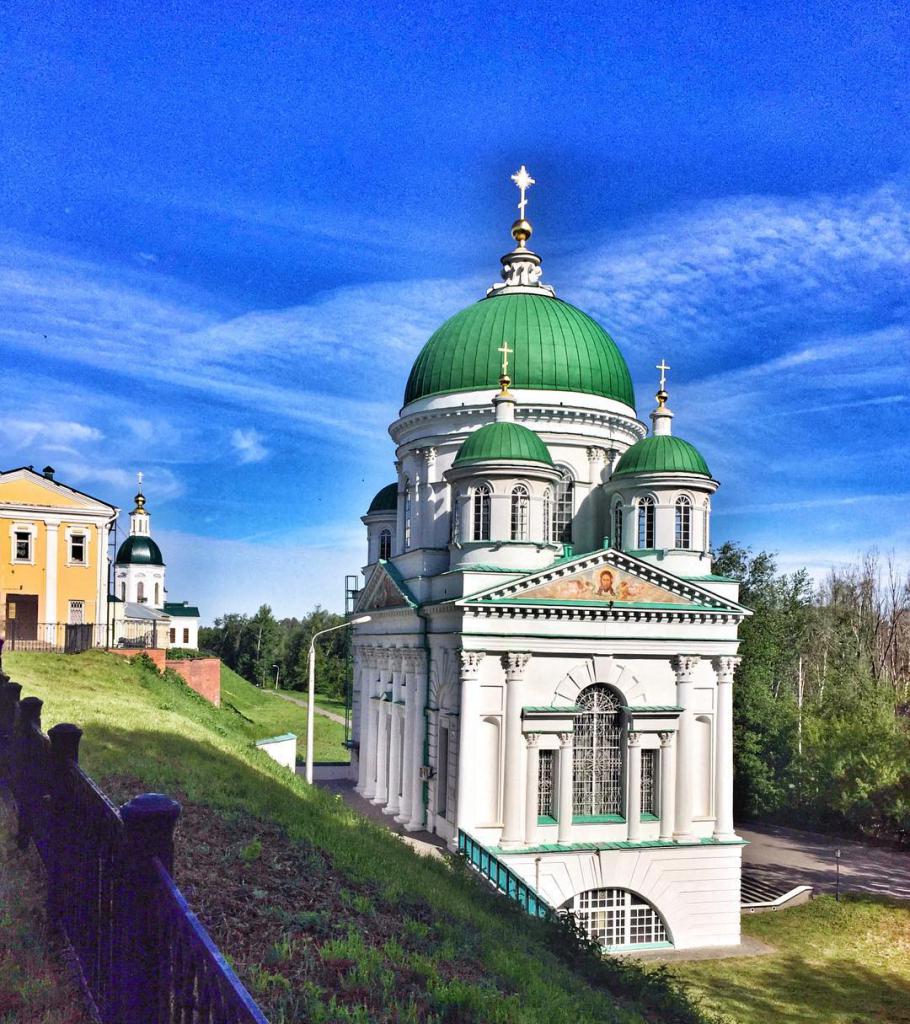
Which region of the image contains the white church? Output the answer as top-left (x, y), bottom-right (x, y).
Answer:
top-left (351, 169), bottom-right (749, 953)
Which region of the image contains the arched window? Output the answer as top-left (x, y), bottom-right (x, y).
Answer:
top-left (703, 498), bottom-right (711, 551)
top-left (567, 888), bottom-right (669, 950)
top-left (154, 582), bottom-right (160, 605)
top-left (472, 484), bottom-right (491, 541)
top-left (379, 528), bottom-right (392, 560)
top-left (573, 685), bottom-right (623, 816)
top-left (542, 488), bottom-right (552, 542)
top-left (675, 496), bottom-right (692, 549)
top-left (120, 582), bottom-right (126, 601)
top-left (637, 496), bottom-right (655, 549)
top-left (137, 580), bottom-right (145, 603)
top-left (612, 500), bottom-right (624, 550)
top-left (403, 481), bottom-right (411, 550)
top-left (510, 484), bottom-right (530, 540)
top-left (552, 468), bottom-right (574, 544)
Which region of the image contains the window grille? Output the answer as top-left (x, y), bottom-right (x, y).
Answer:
top-left (68, 600), bottom-right (84, 625)
top-left (379, 529), bottom-right (392, 560)
top-left (14, 530), bottom-right (31, 561)
top-left (511, 484), bottom-right (530, 540)
top-left (573, 685), bottom-right (623, 816)
top-left (572, 888), bottom-right (667, 949)
top-left (675, 496), bottom-right (691, 548)
top-left (538, 748), bottom-right (555, 817)
top-left (472, 484), bottom-right (491, 541)
top-left (637, 497), bottom-right (655, 548)
top-left (612, 501), bottom-right (623, 549)
top-left (403, 484), bottom-right (412, 550)
top-left (552, 470), bottom-right (574, 544)
top-left (641, 748), bottom-right (657, 816)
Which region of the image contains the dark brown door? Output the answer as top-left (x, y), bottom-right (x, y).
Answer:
top-left (6, 594), bottom-right (38, 643)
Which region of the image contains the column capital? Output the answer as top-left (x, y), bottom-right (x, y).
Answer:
top-left (525, 732), bottom-right (540, 749)
top-left (501, 651), bottom-right (531, 680)
top-left (376, 647), bottom-right (392, 672)
top-left (627, 732), bottom-right (641, 748)
top-left (711, 655), bottom-right (740, 683)
top-left (670, 654), bottom-right (701, 680)
top-left (586, 446), bottom-right (606, 465)
top-left (558, 731), bottom-right (573, 748)
top-left (459, 649), bottom-right (485, 677)
top-left (658, 730), bottom-right (675, 747)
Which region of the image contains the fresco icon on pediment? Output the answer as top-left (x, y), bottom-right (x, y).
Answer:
top-left (520, 565), bottom-right (690, 605)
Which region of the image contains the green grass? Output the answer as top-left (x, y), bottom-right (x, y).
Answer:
top-left (669, 896), bottom-right (910, 1024)
top-left (220, 664), bottom-right (347, 762)
top-left (4, 650), bottom-right (715, 1024)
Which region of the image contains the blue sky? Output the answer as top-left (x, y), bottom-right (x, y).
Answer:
top-left (2, 1), bottom-right (908, 620)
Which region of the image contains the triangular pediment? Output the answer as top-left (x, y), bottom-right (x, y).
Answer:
top-left (355, 560), bottom-right (417, 613)
top-left (0, 467), bottom-right (117, 513)
top-left (460, 549), bottom-right (746, 614)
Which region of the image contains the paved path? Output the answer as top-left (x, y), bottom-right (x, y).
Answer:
top-left (273, 691), bottom-right (346, 725)
top-left (739, 821), bottom-right (910, 901)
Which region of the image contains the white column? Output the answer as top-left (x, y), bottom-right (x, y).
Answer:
top-left (626, 732), bottom-right (642, 842)
top-left (45, 520), bottom-right (59, 626)
top-left (360, 649), bottom-right (379, 797)
top-left (499, 652), bottom-right (531, 850)
top-left (455, 650), bottom-right (485, 838)
top-left (371, 651), bottom-right (391, 805)
top-left (712, 656), bottom-right (739, 841)
top-left (396, 651), bottom-right (414, 823)
top-left (384, 651), bottom-right (404, 815)
top-left (524, 733), bottom-right (540, 847)
top-left (355, 647), bottom-right (373, 794)
top-left (658, 731), bottom-right (676, 841)
top-left (95, 522), bottom-right (106, 634)
top-left (557, 731), bottom-right (574, 845)
top-left (405, 649), bottom-right (429, 831)
top-left (672, 655), bottom-right (699, 841)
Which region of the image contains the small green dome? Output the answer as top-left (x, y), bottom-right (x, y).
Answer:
top-left (404, 293), bottom-right (635, 408)
top-left (367, 483), bottom-right (398, 514)
top-left (613, 435), bottom-right (711, 478)
top-left (116, 535), bottom-right (164, 566)
top-left (453, 421), bottom-right (554, 467)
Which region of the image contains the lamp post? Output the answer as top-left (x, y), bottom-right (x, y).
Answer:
top-left (306, 615), bottom-right (371, 784)
top-left (272, 663), bottom-right (280, 690)
top-left (835, 847), bottom-right (841, 902)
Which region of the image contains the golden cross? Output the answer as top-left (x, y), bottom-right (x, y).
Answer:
top-left (137, 470), bottom-right (144, 488)
top-left (656, 359), bottom-right (671, 392)
top-left (498, 341), bottom-right (513, 378)
top-left (511, 165), bottom-right (535, 219)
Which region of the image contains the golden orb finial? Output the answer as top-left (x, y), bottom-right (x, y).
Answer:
top-left (511, 218), bottom-right (533, 247)
top-left (656, 359), bottom-right (671, 407)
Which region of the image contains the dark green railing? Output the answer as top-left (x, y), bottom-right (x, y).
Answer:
top-left (458, 830), bottom-right (552, 920)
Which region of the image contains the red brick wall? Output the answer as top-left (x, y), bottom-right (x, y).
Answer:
top-left (106, 647), bottom-right (167, 671)
top-left (166, 657), bottom-right (221, 706)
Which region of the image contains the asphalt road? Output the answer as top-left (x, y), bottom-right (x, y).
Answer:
top-left (739, 821), bottom-right (910, 901)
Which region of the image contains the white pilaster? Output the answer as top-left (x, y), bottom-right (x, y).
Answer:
top-left (658, 731), bottom-right (676, 842)
top-left (626, 732), bottom-right (642, 842)
top-left (371, 650), bottom-right (391, 805)
top-left (672, 655), bottom-right (699, 841)
top-left (499, 652), bottom-right (531, 849)
top-left (385, 704), bottom-right (404, 816)
top-left (355, 646), bottom-right (374, 795)
top-left (524, 733), bottom-right (540, 847)
top-left (44, 520), bottom-right (60, 625)
top-left (405, 649), bottom-right (429, 831)
top-left (712, 656), bottom-right (739, 841)
top-left (557, 732), bottom-right (574, 845)
top-left (454, 650), bottom-right (485, 838)
top-left (396, 650), bottom-right (414, 823)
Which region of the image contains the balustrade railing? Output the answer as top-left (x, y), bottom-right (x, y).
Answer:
top-left (458, 829), bottom-right (553, 920)
top-left (0, 673), bottom-right (268, 1024)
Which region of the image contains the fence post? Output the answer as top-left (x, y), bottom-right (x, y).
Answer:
top-left (15, 696), bottom-right (43, 849)
top-left (46, 724), bottom-right (82, 922)
top-left (0, 680), bottom-right (22, 783)
top-left (120, 793), bottom-right (181, 1024)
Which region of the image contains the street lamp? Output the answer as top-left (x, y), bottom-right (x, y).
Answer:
top-left (272, 663), bottom-right (281, 689)
top-left (305, 615), bottom-right (371, 784)
top-left (835, 847), bottom-right (841, 902)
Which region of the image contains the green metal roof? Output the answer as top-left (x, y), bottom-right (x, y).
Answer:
top-left (367, 482), bottom-right (398, 514)
top-left (622, 705), bottom-right (684, 713)
top-left (522, 705), bottom-right (582, 714)
top-left (453, 421), bottom-right (553, 467)
top-left (116, 535), bottom-right (164, 566)
top-left (404, 293), bottom-right (635, 407)
top-left (163, 602), bottom-right (200, 618)
top-left (613, 435), bottom-right (711, 478)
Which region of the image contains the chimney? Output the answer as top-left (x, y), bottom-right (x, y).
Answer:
top-left (43, 466), bottom-right (55, 480)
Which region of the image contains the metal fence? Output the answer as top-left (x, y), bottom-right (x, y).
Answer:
top-left (3, 620), bottom-right (159, 654)
top-left (0, 675), bottom-right (269, 1024)
top-left (458, 829), bottom-right (553, 920)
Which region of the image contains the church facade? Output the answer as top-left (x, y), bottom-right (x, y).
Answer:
top-left (351, 171), bottom-right (748, 952)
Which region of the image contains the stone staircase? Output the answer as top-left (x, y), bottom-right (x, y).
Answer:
top-left (741, 869), bottom-right (812, 913)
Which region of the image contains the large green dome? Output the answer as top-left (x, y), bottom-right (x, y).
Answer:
top-left (613, 435), bottom-right (711, 478)
top-left (453, 421), bottom-right (553, 467)
top-left (367, 483), bottom-right (398, 514)
top-left (116, 535), bottom-right (164, 566)
top-left (404, 293), bottom-right (635, 408)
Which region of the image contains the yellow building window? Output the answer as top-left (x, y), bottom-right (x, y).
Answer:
top-left (69, 533), bottom-right (87, 564)
top-left (13, 529), bottom-right (32, 562)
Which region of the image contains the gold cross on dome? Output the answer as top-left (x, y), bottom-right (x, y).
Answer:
top-left (137, 470), bottom-right (144, 488)
top-left (511, 165), bottom-right (535, 218)
top-left (498, 340), bottom-right (513, 377)
top-left (656, 359), bottom-right (671, 392)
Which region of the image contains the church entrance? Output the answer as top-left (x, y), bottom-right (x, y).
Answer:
top-left (5, 594), bottom-right (38, 645)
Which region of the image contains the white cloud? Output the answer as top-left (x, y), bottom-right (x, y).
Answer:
top-left (231, 428), bottom-right (269, 464)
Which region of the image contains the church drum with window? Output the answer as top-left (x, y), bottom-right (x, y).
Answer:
top-left (349, 172), bottom-right (748, 953)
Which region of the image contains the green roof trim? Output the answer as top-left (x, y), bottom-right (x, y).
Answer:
top-left (453, 421), bottom-right (553, 467)
top-left (489, 837), bottom-right (748, 855)
top-left (683, 574), bottom-right (739, 583)
top-left (367, 483), bottom-right (398, 514)
top-left (375, 559), bottom-right (419, 607)
top-left (622, 705), bottom-right (684, 713)
top-left (613, 434), bottom-right (711, 478)
top-left (163, 602), bottom-right (200, 618)
top-left (404, 293), bottom-right (635, 407)
top-left (523, 705), bottom-right (582, 714)
top-left (255, 733), bottom-right (297, 745)
top-left (115, 535), bottom-right (164, 566)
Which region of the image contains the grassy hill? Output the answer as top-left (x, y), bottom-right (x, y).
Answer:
top-left (4, 650), bottom-right (714, 1024)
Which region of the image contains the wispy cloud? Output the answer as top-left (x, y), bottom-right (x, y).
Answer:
top-left (231, 428), bottom-right (268, 464)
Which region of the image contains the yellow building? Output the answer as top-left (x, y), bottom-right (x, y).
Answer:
top-left (0, 465), bottom-right (119, 645)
